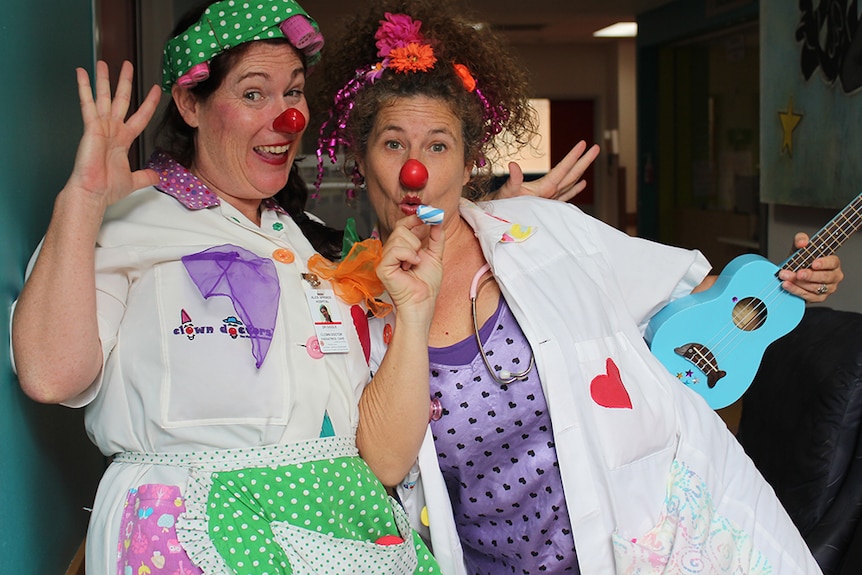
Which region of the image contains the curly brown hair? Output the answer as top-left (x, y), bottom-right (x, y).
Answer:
top-left (315, 0), bottom-right (537, 199)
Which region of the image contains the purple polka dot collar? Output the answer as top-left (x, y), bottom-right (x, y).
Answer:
top-left (146, 150), bottom-right (286, 214)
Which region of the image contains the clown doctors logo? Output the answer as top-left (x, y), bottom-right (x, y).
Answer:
top-left (221, 316), bottom-right (248, 339)
top-left (170, 308), bottom-right (224, 340)
top-left (172, 309), bottom-right (267, 342)
top-left (173, 309), bottom-right (214, 340)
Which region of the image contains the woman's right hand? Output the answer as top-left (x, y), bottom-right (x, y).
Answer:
top-left (359, 217), bottom-right (444, 485)
top-left (376, 216), bottom-right (445, 328)
top-left (66, 60), bottom-right (161, 209)
top-left (12, 61), bottom-right (161, 404)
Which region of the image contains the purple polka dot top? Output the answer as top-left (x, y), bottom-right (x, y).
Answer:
top-left (428, 297), bottom-right (579, 574)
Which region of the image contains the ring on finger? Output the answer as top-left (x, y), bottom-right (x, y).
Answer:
top-left (816, 283), bottom-right (828, 295)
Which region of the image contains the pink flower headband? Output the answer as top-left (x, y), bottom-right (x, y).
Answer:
top-left (315, 13), bottom-right (509, 197)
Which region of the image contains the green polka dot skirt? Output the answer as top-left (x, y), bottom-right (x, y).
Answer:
top-left (173, 438), bottom-right (438, 574)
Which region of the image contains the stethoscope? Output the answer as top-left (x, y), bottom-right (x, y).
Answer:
top-left (470, 263), bottom-right (535, 385)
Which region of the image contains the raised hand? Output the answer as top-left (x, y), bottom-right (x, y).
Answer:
top-left (67, 60), bottom-right (161, 209)
top-left (359, 216), bottom-right (444, 484)
top-left (12, 61), bottom-right (161, 404)
top-left (376, 216), bottom-right (445, 327)
top-left (496, 140), bottom-right (601, 202)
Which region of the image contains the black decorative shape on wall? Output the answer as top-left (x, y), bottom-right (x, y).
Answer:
top-left (796, 0), bottom-right (862, 93)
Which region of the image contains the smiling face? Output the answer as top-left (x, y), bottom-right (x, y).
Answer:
top-left (357, 95), bottom-right (472, 240)
top-left (174, 41), bottom-right (309, 223)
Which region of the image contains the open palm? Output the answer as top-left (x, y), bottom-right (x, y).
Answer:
top-left (67, 60), bottom-right (161, 208)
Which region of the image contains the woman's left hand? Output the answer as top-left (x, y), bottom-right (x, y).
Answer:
top-left (496, 140), bottom-right (601, 201)
top-left (778, 233), bottom-right (844, 301)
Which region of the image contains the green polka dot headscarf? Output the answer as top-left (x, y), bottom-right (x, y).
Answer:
top-left (162, 0), bottom-right (323, 91)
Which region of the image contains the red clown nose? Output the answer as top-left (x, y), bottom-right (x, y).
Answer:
top-left (399, 159), bottom-right (429, 189)
top-left (273, 108), bottom-right (306, 134)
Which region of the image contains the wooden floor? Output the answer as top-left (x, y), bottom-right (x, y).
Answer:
top-left (718, 399), bottom-right (743, 435)
top-left (66, 539), bottom-right (85, 575)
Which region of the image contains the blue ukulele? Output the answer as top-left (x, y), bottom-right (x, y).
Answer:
top-left (646, 192), bottom-right (862, 409)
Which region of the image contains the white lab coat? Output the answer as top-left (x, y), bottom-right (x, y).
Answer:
top-left (372, 197), bottom-right (822, 575)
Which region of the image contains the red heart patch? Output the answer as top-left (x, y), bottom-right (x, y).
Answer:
top-left (590, 358), bottom-right (632, 409)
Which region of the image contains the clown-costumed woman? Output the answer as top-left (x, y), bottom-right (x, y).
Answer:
top-left (10, 0), bottom-right (604, 569)
top-left (10, 1), bottom-right (451, 573)
top-left (314, 0), bottom-right (844, 573)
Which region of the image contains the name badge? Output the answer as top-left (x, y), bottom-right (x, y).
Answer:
top-left (305, 289), bottom-right (350, 353)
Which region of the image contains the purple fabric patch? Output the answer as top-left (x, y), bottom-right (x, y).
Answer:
top-left (116, 483), bottom-right (203, 575)
top-left (182, 244), bottom-right (280, 368)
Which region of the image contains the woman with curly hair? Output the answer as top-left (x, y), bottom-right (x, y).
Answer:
top-left (316, 1), bottom-right (840, 573)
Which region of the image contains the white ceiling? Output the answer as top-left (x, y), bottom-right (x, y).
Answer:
top-left (305, 0), bottom-right (676, 45)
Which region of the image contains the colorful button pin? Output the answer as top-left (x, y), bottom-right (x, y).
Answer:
top-left (272, 248), bottom-right (295, 264)
top-left (305, 336), bottom-right (324, 359)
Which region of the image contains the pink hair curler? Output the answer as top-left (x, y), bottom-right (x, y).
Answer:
top-left (176, 62), bottom-right (210, 88)
top-left (280, 15), bottom-right (324, 53)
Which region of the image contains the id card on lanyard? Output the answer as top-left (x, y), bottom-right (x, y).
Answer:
top-left (303, 279), bottom-right (350, 354)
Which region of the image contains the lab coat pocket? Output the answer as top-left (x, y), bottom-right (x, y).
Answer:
top-left (270, 496), bottom-right (419, 575)
top-left (611, 459), bottom-right (773, 575)
top-left (574, 332), bottom-right (676, 470)
top-left (153, 260), bottom-right (287, 426)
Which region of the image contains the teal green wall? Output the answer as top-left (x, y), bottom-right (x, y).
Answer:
top-left (1, 1), bottom-right (107, 571)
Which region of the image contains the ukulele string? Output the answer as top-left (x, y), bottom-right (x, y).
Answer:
top-left (705, 209), bottom-right (856, 362)
top-left (707, 279), bottom-right (789, 363)
top-left (673, 193), bottom-right (862, 389)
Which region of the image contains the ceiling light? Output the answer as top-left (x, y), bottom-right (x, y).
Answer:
top-left (593, 22), bottom-right (637, 38)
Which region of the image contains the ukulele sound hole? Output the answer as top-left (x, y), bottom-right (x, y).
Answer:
top-left (732, 297), bottom-right (767, 331)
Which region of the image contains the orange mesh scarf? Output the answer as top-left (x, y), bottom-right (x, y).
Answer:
top-left (307, 238), bottom-right (393, 318)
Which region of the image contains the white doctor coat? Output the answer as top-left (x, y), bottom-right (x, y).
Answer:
top-left (371, 197), bottom-right (822, 575)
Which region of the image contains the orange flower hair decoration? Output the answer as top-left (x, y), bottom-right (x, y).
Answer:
top-left (390, 43), bottom-right (437, 73)
top-left (367, 13), bottom-right (436, 79)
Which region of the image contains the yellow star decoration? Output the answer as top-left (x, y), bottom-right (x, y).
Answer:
top-left (778, 97), bottom-right (803, 156)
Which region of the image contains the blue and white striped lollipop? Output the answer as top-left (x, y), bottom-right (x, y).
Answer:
top-left (416, 204), bottom-right (444, 225)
